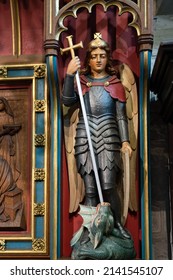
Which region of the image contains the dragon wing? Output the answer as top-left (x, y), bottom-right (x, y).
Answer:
top-left (63, 105), bottom-right (85, 213)
top-left (119, 63), bottom-right (138, 222)
top-left (70, 204), bottom-right (97, 246)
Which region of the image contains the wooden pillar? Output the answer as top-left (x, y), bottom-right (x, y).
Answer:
top-left (138, 44), bottom-right (153, 259)
top-left (44, 0), bottom-right (62, 260)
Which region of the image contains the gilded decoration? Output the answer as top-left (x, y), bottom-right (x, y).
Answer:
top-left (0, 67), bottom-right (7, 78)
top-left (0, 63), bottom-right (48, 258)
top-left (55, 0), bottom-right (141, 39)
top-left (34, 65), bottom-right (46, 78)
top-left (34, 203), bottom-right (45, 216)
top-left (32, 239), bottom-right (45, 251)
top-left (35, 134), bottom-right (46, 146)
top-left (34, 169), bottom-right (45, 181)
top-left (0, 240), bottom-right (5, 251)
top-left (34, 100), bottom-right (46, 112)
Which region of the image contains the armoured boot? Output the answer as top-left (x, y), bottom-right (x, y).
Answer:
top-left (103, 188), bottom-right (131, 239)
top-left (80, 182), bottom-right (98, 244)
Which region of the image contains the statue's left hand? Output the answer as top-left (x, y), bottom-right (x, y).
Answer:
top-left (121, 141), bottom-right (132, 157)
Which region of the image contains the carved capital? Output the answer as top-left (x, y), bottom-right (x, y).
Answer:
top-left (138, 34), bottom-right (154, 51)
top-left (44, 39), bottom-right (59, 56)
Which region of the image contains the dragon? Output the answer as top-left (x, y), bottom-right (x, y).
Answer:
top-left (71, 202), bottom-right (136, 260)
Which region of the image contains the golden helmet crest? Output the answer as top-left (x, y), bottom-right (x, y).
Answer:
top-left (88, 33), bottom-right (108, 48)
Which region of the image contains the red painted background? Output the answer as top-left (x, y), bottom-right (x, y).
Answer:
top-left (0, 0), bottom-right (44, 56)
top-left (0, 1), bottom-right (13, 55)
top-left (0, 1), bottom-right (141, 259)
top-left (59, 5), bottom-right (141, 259)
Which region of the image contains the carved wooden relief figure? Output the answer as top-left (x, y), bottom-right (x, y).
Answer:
top-left (0, 97), bottom-right (24, 226)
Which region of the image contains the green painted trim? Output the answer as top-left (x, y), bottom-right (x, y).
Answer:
top-left (139, 50), bottom-right (152, 259)
top-left (46, 55), bottom-right (62, 259)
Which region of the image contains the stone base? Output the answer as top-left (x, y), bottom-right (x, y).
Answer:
top-left (71, 233), bottom-right (136, 260)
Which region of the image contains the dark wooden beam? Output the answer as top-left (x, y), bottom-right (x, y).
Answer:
top-left (150, 42), bottom-right (173, 123)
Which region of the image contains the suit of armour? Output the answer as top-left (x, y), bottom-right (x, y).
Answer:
top-left (62, 73), bottom-right (129, 225)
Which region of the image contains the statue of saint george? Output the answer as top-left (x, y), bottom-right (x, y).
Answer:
top-left (62, 34), bottom-right (138, 259)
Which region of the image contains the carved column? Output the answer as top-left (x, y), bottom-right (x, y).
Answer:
top-left (44, 0), bottom-right (62, 260)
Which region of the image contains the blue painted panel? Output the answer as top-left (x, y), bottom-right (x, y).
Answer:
top-left (37, 79), bottom-right (44, 99)
top-left (35, 216), bottom-right (44, 238)
top-left (36, 113), bottom-right (44, 134)
top-left (6, 241), bottom-right (32, 250)
top-left (35, 181), bottom-right (44, 203)
top-left (35, 147), bottom-right (44, 168)
top-left (8, 69), bottom-right (34, 77)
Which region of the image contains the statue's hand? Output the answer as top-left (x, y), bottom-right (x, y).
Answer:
top-left (67, 56), bottom-right (81, 75)
top-left (121, 141), bottom-right (132, 157)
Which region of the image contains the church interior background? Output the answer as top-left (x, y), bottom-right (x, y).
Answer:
top-left (0, 0), bottom-right (172, 260)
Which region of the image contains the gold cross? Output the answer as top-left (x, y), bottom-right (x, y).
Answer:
top-left (94, 33), bottom-right (102, 39)
top-left (60, 35), bottom-right (83, 58)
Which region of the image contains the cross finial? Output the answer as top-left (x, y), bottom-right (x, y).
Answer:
top-left (60, 35), bottom-right (83, 58)
top-left (94, 33), bottom-right (102, 39)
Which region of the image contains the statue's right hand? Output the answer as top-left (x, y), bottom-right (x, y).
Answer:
top-left (67, 56), bottom-right (81, 75)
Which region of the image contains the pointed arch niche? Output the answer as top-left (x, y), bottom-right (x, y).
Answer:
top-left (44, 0), bottom-right (153, 260)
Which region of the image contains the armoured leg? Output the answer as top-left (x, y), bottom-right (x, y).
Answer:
top-left (79, 171), bottom-right (98, 244)
top-left (99, 167), bottom-right (121, 219)
top-left (100, 167), bottom-right (130, 239)
top-left (102, 188), bottom-right (121, 224)
top-left (83, 171), bottom-right (99, 207)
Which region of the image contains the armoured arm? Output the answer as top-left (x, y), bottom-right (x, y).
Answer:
top-left (116, 100), bottom-right (129, 143)
top-left (62, 74), bottom-right (79, 106)
top-left (62, 56), bottom-right (81, 107)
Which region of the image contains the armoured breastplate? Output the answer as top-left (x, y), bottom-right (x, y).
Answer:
top-left (83, 86), bottom-right (116, 117)
top-left (75, 84), bottom-right (121, 173)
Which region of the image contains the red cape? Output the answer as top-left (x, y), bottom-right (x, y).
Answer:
top-left (79, 75), bottom-right (126, 102)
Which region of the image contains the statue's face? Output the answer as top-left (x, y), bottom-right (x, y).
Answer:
top-left (89, 48), bottom-right (107, 75)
